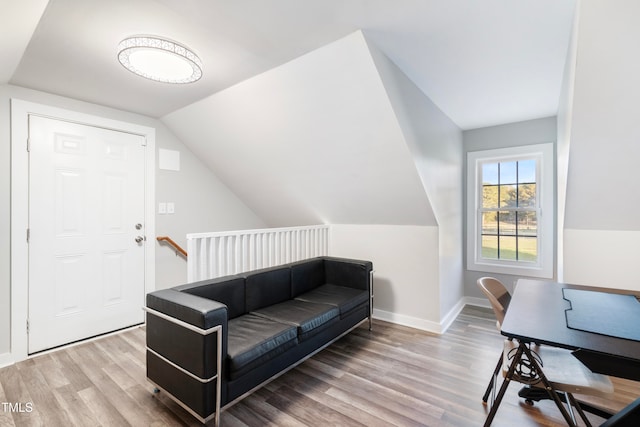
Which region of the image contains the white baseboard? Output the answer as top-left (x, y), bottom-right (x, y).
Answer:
top-left (372, 308), bottom-right (442, 334)
top-left (439, 299), bottom-right (467, 334)
top-left (372, 297), bottom-right (491, 335)
top-left (0, 352), bottom-right (14, 369)
top-left (463, 296), bottom-right (491, 309)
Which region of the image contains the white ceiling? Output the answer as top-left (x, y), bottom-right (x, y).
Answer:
top-left (3, 0), bottom-right (576, 130)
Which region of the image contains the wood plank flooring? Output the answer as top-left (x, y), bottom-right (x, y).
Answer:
top-left (0, 306), bottom-right (638, 426)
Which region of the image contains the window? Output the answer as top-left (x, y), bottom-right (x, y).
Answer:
top-left (467, 143), bottom-right (554, 278)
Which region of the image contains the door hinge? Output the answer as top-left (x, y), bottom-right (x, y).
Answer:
top-left (26, 319), bottom-right (30, 334)
top-left (26, 228), bottom-right (30, 243)
top-left (27, 138), bottom-right (30, 152)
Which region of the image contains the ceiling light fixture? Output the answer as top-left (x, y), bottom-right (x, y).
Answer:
top-left (117, 35), bottom-right (203, 84)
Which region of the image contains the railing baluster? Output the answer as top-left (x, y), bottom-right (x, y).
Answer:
top-left (263, 233), bottom-right (268, 267)
top-left (249, 233), bottom-right (255, 271)
top-left (201, 238), bottom-right (209, 281)
top-left (226, 236), bottom-right (233, 275)
top-left (218, 236), bottom-right (225, 277)
top-left (241, 234), bottom-right (248, 273)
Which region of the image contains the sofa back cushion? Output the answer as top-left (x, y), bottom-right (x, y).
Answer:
top-left (291, 258), bottom-right (325, 297)
top-left (178, 277), bottom-right (246, 319)
top-left (246, 266), bottom-right (291, 311)
top-left (324, 257), bottom-right (372, 290)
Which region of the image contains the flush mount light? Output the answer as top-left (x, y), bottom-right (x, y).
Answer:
top-left (117, 35), bottom-right (203, 84)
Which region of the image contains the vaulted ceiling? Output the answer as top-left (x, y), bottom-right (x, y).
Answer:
top-left (163, 31), bottom-right (443, 227)
top-left (3, 0), bottom-right (576, 130)
top-left (2, 1), bottom-right (579, 228)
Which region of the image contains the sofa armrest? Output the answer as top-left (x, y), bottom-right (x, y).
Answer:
top-left (146, 289), bottom-right (228, 381)
top-left (145, 289), bottom-right (226, 423)
top-left (146, 289), bottom-right (228, 330)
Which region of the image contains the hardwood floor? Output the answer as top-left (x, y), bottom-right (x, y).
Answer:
top-left (0, 306), bottom-right (637, 426)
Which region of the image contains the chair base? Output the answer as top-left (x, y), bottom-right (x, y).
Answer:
top-left (518, 385), bottom-right (553, 405)
top-left (517, 386), bottom-right (614, 420)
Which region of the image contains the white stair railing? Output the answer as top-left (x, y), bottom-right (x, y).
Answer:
top-left (187, 225), bottom-right (329, 282)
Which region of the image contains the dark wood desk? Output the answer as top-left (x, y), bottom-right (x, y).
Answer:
top-left (501, 279), bottom-right (640, 382)
top-left (484, 279), bottom-right (640, 426)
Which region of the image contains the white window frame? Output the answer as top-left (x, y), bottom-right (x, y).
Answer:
top-left (466, 143), bottom-right (554, 278)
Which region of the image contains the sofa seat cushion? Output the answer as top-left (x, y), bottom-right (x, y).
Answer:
top-left (295, 284), bottom-right (369, 316)
top-left (227, 314), bottom-right (298, 380)
top-left (251, 300), bottom-right (339, 339)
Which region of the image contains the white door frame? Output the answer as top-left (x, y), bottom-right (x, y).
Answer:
top-left (10, 99), bottom-right (156, 363)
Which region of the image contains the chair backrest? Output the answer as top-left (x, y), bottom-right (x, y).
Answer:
top-left (477, 277), bottom-right (511, 327)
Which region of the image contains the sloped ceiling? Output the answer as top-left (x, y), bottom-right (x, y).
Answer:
top-left (163, 31), bottom-right (438, 227)
top-left (366, 38), bottom-right (463, 227)
top-left (5, 0), bottom-right (577, 130)
top-left (2, 1), bottom-right (577, 229)
top-left (0, 0), bottom-right (48, 83)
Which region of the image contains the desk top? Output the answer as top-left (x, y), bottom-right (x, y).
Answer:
top-left (563, 288), bottom-right (640, 341)
top-left (501, 279), bottom-right (640, 380)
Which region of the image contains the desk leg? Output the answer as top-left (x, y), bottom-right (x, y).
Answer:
top-left (483, 343), bottom-right (524, 426)
top-left (483, 353), bottom-right (503, 403)
top-left (520, 344), bottom-right (579, 427)
top-left (484, 342), bottom-right (581, 427)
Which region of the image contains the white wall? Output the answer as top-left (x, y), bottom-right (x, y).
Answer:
top-left (330, 224), bottom-right (443, 331)
top-left (561, 0), bottom-right (640, 290)
top-left (564, 230), bottom-right (640, 291)
top-left (366, 39), bottom-right (464, 325)
top-left (556, 0), bottom-right (580, 282)
top-left (0, 88), bottom-right (12, 364)
top-left (0, 84), bottom-right (265, 363)
top-left (154, 126), bottom-right (266, 288)
top-left (564, 0), bottom-right (640, 231)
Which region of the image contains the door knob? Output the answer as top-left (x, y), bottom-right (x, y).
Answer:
top-left (135, 236), bottom-right (144, 243)
top-left (135, 223), bottom-right (142, 230)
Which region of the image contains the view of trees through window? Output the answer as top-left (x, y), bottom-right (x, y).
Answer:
top-left (481, 159), bottom-right (537, 262)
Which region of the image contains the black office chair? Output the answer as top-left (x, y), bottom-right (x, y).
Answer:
top-left (478, 277), bottom-right (615, 426)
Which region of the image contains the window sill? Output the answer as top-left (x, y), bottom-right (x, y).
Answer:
top-left (468, 260), bottom-right (553, 279)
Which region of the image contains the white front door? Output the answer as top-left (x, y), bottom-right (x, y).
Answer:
top-left (28, 115), bottom-right (146, 354)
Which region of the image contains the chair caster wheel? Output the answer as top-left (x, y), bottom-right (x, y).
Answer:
top-left (525, 399), bottom-right (534, 406)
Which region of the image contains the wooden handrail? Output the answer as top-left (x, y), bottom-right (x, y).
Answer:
top-left (157, 236), bottom-right (188, 257)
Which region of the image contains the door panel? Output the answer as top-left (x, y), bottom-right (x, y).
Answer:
top-left (28, 116), bottom-right (146, 353)
top-left (54, 254), bottom-right (86, 316)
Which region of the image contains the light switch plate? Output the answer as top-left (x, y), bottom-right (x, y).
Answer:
top-left (158, 202), bottom-right (166, 214)
top-left (167, 202), bottom-right (175, 214)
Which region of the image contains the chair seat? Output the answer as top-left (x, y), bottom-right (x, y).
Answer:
top-left (503, 340), bottom-right (614, 398)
